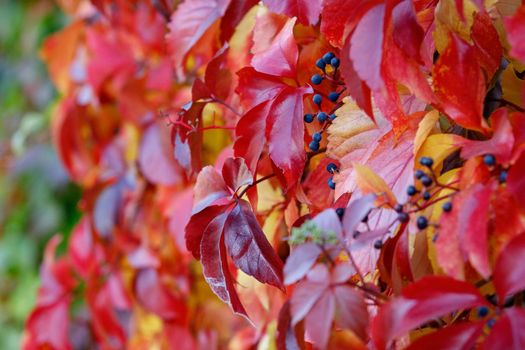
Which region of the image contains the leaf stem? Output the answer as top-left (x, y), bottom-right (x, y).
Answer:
top-left (236, 173), bottom-right (275, 199)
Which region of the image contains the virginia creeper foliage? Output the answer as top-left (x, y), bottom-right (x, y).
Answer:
top-left (24, 0), bottom-right (525, 348)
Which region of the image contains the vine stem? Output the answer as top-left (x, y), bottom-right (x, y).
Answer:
top-left (198, 125), bottom-right (235, 131)
top-left (406, 193), bottom-right (455, 214)
top-left (236, 173), bottom-right (275, 199)
top-left (342, 244), bottom-right (366, 285)
top-left (208, 97), bottom-right (242, 116)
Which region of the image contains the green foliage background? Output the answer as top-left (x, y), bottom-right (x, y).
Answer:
top-left (0, 1), bottom-right (79, 347)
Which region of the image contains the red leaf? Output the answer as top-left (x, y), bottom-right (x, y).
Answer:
top-left (220, 0), bottom-right (259, 42)
top-left (350, 4), bottom-right (385, 91)
top-left (493, 233), bottom-right (525, 301)
top-left (332, 285), bottom-right (369, 340)
top-left (301, 157), bottom-right (337, 211)
top-left (24, 236), bottom-right (75, 350)
top-left (371, 276), bottom-right (488, 350)
top-left (135, 268), bottom-right (187, 321)
top-left (471, 12), bottom-right (503, 77)
top-left (436, 183), bottom-right (494, 279)
top-left (291, 264), bottom-right (368, 348)
top-left (170, 102), bottom-right (205, 175)
top-left (304, 292), bottom-right (335, 348)
top-left (392, 0), bottom-right (424, 63)
top-left (222, 157), bottom-right (253, 193)
top-left (167, 0), bottom-right (230, 74)
top-left (504, 5), bottom-right (525, 62)
top-left (321, 0), bottom-right (379, 48)
top-left (341, 38), bottom-right (374, 119)
top-left (236, 67), bottom-right (288, 110)
top-left (234, 102), bottom-right (271, 174)
top-left (85, 28), bottom-right (136, 93)
top-left (277, 301), bottom-right (306, 350)
top-left (459, 109), bottom-right (514, 165)
top-left (235, 69), bottom-right (312, 191)
top-left (224, 200), bottom-right (284, 289)
top-left (192, 165), bottom-right (231, 214)
top-left (139, 123), bottom-right (183, 186)
top-left (251, 17), bottom-right (298, 78)
top-left (24, 299), bottom-right (72, 350)
top-left (201, 210), bottom-right (248, 316)
top-left (342, 194), bottom-right (376, 237)
top-left (267, 86), bottom-right (311, 190)
top-left (433, 34), bottom-right (486, 132)
top-left (263, 0), bottom-right (322, 25)
top-left (203, 45), bottom-right (233, 101)
top-left (384, 36), bottom-right (434, 105)
top-left (86, 277), bottom-right (127, 348)
top-left (507, 152), bottom-right (525, 206)
top-left (185, 204), bottom-right (229, 259)
top-left (68, 218), bottom-right (96, 278)
top-left (405, 322), bottom-right (485, 350)
top-left (483, 308), bottom-right (525, 349)
top-left (284, 243), bottom-right (323, 285)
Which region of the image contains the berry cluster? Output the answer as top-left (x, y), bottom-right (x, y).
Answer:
top-left (392, 157), bottom-right (457, 237)
top-left (326, 162), bottom-right (338, 190)
top-left (483, 153), bottom-right (508, 183)
top-left (305, 51), bottom-right (344, 155)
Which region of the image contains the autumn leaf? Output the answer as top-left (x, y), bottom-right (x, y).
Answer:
top-left (371, 276), bottom-right (488, 350)
top-left (504, 5), bottom-right (525, 63)
top-left (433, 34), bottom-right (487, 132)
top-left (185, 158), bottom-right (283, 318)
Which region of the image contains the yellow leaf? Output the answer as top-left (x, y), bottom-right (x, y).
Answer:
top-left (433, 0), bottom-right (477, 52)
top-left (415, 133), bottom-right (463, 173)
top-left (353, 163), bottom-right (396, 206)
top-left (502, 63), bottom-right (525, 109)
top-left (414, 110), bottom-right (440, 156)
top-left (327, 98), bottom-right (385, 159)
top-left (427, 169), bottom-right (461, 273)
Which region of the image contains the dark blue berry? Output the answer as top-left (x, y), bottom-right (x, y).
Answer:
top-left (421, 175), bottom-right (432, 187)
top-left (329, 113), bottom-right (336, 121)
top-left (374, 240), bottom-right (383, 249)
top-left (336, 207), bottom-right (345, 218)
top-left (313, 94), bottom-right (322, 106)
top-left (322, 52), bottom-right (335, 64)
top-left (330, 57), bottom-right (340, 68)
top-left (417, 216), bottom-right (428, 230)
top-left (487, 318), bottom-right (496, 328)
top-left (328, 91), bottom-right (340, 102)
top-left (420, 157), bottom-right (434, 167)
top-left (484, 154), bottom-right (496, 166)
top-left (423, 191), bottom-right (431, 200)
top-left (442, 202), bottom-right (452, 212)
top-left (477, 306), bottom-right (489, 318)
top-left (316, 58), bottom-right (326, 70)
top-left (317, 112), bottom-right (328, 122)
top-left (311, 74), bottom-right (323, 85)
top-left (499, 170), bottom-right (508, 183)
top-left (328, 176), bottom-right (336, 190)
top-left (309, 141), bottom-right (320, 152)
top-left (415, 169), bottom-right (425, 179)
top-left (304, 113), bottom-right (314, 123)
top-left (326, 162), bottom-right (338, 174)
top-left (407, 185), bottom-right (417, 196)
top-left (398, 212), bottom-right (409, 223)
top-left (394, 203), bottom-right (403, 212)
top-left (313, 132), bottom-right (322, 142)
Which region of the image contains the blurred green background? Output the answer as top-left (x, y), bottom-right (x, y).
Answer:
top-left (0, 1), bottom-right (81, 347)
